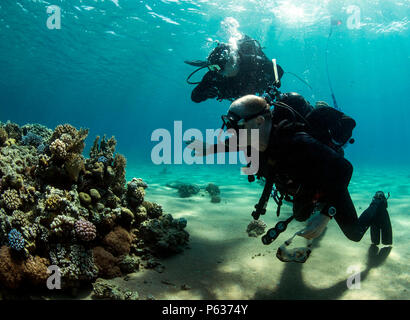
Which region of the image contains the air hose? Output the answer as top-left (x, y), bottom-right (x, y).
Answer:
top-left (325, 23), bottom-right (341, 111)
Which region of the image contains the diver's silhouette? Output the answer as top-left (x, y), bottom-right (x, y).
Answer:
top-left (253, 228), bottom-right (392, 300)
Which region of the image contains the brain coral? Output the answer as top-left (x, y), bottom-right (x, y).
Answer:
top-left (75, 219), bottom-right (97, 242)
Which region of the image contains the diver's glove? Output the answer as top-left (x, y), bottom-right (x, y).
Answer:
top-left (299, 212), bottom-right (330, 240)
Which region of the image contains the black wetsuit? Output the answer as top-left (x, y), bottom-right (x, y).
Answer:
top-left (191, 35), bottom-right (284, 103)
top-left (217, 92), bottom-right (387, 243)
top-left (259, 96), bottom-right (387, 242)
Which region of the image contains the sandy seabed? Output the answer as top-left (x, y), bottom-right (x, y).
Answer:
top-left (84, 162), bottom-right (410, 300)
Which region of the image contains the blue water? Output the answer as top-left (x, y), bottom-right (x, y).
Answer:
top-left (1, 0), bottom-right (409, 168)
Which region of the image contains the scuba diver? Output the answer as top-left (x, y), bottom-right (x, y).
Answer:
top-left (187, 91), bottom-right (393, 263)
top-left (185, 34), bottom-right (284, 103)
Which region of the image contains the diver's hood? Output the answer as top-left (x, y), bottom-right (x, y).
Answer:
top-left (184, 60), bottom-right (209, 67)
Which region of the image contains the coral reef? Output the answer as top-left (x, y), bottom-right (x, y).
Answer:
top-left (0, 127), bottom-right (8, 146)
top-left (206, 183), bottom-right (221, 203)
top-left (118, 255), bottom-right (139, 274)
top-left (126, 179), bottom-right (146, 208)
top-left (2, 121), bottom-right (22, 141)
top-left (8, 229), bottom-right (25, 251)
top-left (142, 201), bottom-right (163, 219)
top-left (22, 255), bottom-right (50, 286)
top-left (93, 246), bottom-right (121, 279)
top-left (0, 245), bottom-right (25, 289)
top-left (21, 132), bottom-right (43, 148)
top-left (89, 135), bottom-right (117, 160)
top-left (0, 121), bottom-right (189, 293)
top-left (92, 278), bottom-right (139, 300)
top-left (103, 226), bottom-right (133, 256)
top-left (166, 182), bottom-right (200, 198)
top-left (21, 123), bottom-right (52, 142)
top-left (0, 245), bottom-right (50, 289)
top-left (138, 214), bottom-right (189, 255)
top-left (1, 189), bottom-right (22, 211)
top-left (48, 244), bottom-right (98, 288)
top-left (74, 219), bottom-right (96, 241)
top-left (246, 219), bottom-right (267, 237)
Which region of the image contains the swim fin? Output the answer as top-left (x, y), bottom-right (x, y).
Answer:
top-left (370, 192), bottom-right (393, 246)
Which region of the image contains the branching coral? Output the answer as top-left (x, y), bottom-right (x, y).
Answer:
top-left (8, 228), bottom-right (25, 251)
top-left (50, 215), bottom-right (76, 237)
top-left (112, 154), bottom-right (126, 195)
top-left (89, 135), bottom-right (117, 161)
top-left (49, 124), bottom-right (89, 156)
top-left (49, 244), bottom-right (98, 286)
top-left (1, 189), bottom-right (22, 211)
top-left (11, 210), bottom-right (29, 228)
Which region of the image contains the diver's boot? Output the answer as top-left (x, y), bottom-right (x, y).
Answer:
top-left (370, 191), bottom-right (392, 246)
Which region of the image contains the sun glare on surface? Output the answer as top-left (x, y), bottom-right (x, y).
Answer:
top-left (272, 4), bottom-right (307, 24)
top-left (269, 0), bottom-right (327, 27)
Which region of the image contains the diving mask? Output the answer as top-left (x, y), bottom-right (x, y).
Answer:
top-left (276, 232), bottom-right (313, 263)
top-left (221, 109), bottom-right (270, 131)
top-left (221, 112), bottom-right (245, 131)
